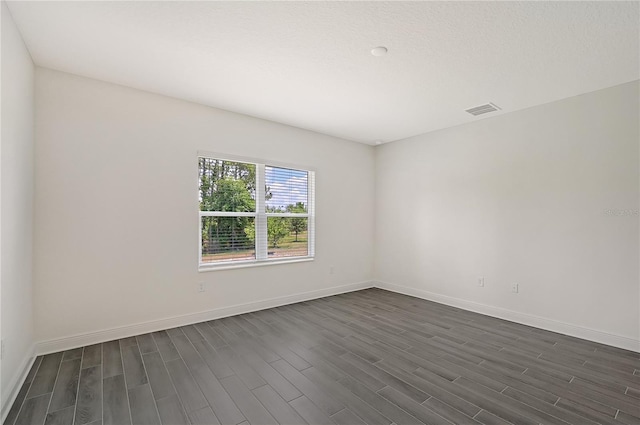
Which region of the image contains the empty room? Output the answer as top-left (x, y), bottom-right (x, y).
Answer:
top-left (1, 1), bottom-right (639, 424)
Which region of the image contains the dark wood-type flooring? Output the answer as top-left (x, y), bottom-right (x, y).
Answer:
top-left (5, 288), bottom-right (640, 425)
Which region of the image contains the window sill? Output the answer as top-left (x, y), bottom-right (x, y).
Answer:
top-left (198, 257), bottom-right (314, 272)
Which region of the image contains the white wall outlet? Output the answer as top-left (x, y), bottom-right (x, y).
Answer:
top-left (478, 277), bottom-right (484, 287)
top-left (1, 339), bottom-right (5, 360)
top-left (511, 283), bottom-right (519, 293)
top-left (198, 282), bottom-right (205, 292)
top-left (329, 266), bottom-right (335, 275)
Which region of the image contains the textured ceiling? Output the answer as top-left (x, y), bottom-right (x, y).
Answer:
top-left (7, 1), bottom-right (640, 144)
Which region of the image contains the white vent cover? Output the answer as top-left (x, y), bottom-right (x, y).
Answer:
top-left (465, 103), bottom-right (501, 116)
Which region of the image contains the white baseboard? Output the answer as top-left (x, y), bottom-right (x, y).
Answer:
top-left (1, 344), bottom-right (36, 424)
top-left (35, 280), bottom-right (374, 355)
top-left (375, 280), bottom-right (640, 353)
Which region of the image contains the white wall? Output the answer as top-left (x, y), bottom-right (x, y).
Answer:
top-left (375, 81), bottom-right (640, 350)
top-left (1, 0), bottom-right (35, 412)
top-left (34, 68), bottom-right (375, 345)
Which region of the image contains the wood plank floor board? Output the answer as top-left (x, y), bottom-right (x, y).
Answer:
top-left (103, 374), bottom-right (131, 425)
top-left (497, 348), bottom-right (576, 382)
top-left (81, 345), bottom-right (102, 370)
top-left (164, 359), bottom-right (208, 414)
top-left (186, 406), bottom-right (219, 425)
top-left (582, 361), bottom-right (640, 388)
top-left (244, 312), bottom-right (276, 334)
top-left (258, 335), bottom-right (311, 371)
top-left (572, 375), bottom-right (638, 402)
top-left (14, 393), bottom-right (51, 425)
top-left (119, 337), bottom-right (138, 348)
top-left (240, 337), bottom-right (281, 364)
top-left (189, 364), bottom-right (245, 425)
top-left (419, 356), bottom-right (559, 405)
top-left (62, 349), bottom-right (84, 362)
top-left (156, 394), bottom-right (190, 425)
top-left (311, 345), bottom-right (386, 392)
top-left (330, 335), bottom-right (382, 364)
top-left (207, 321), bottom-right (239, 345)
top-left (501, 386), bottom-right (598, 425)
top-left (616, 410), bottom-right (640, 425)
top-left (136, 334), bottom-right (158, 355)
top-left (385, 345), bottom-right (462, 383)
top-left (375, 362), bottom-right (482, 418)
top-left (412, 366), bottom-right (539, 425)
top-left (422, 397), bottom-right (482, 425)
top-left (75, 365), bottom-right (102, 425)
top-left (473, 409), bottom-right (514, 425)
top-left (216, 345), bottom-right (266, 390)
top-left (27, 352), bottom-right (63, 398)
top-left (248, 309), bottom-right (279, 325)
top-left (165, 328), bottom-right (184, 339)
top-left (44, 406), bottom-right (75, 425)
top-left (219, 375), bottom-right (276, 425)
top-left (239, 350), bottom-right (302, 401)
top-left (151, 331), bottom-right (174, 352)
top-left (271, 359), bottom-right (344, 416)
top-left (341, 352), bottom-right (430, 403)
top-left (219, 317), bottom-right (244, 334)
top-left (351, 324), bottom-right (412, 351)
top-left (231, 315), bottom-right (264, 337)
top-left (626, 386), bottom-right (640, 399)
top-left (5, 381), bottom-right (32, 425)
top-left (376, 386), bottom-right (454, 425)
top-left (555, 397), bottom-right (621, 425)
top-left (121, 345), bottom-right (148, 389)
top-left (313, 338), bottom-right (348, 358)
top-left (179, 325), bottom-right (205, 343)
top-left (282, 342), bottom-right (344, 380)
top-left (301, 366), bottom-right (393, 425)
top-left (151, 331), bottom-right (180, 362)
top-left (25, 357), bottom-right (44, 384)
top-left (127, 384), bottom-right (160, 425)
top-left (8, 289), bottom-right (639, 425)
top-left (193, 323), bottom-right (226, 349)
top-left (102, 341), bottom-right (123, 379)
top-left (330, 408), bottom-right (368, 425)
top-left (454, 376), bottom-right (572, 425)
top-left (336, 375), bottom-right (425, 425)
top-left (506, 363), bottom-right (619, 417)
top-left (167, 333), bottom-right (207, 372)
top-left (251, 385), bottom-right (308, 425)
top-left (565, 378), bottom-right (640, 418)
top-left (367, 340), bottom-right (428, 374)
top-left (141, 352), bottom-right (176, 401)
top-left (49, 358), bottom-right (81, 411)
top-left (290, 395), bottom-right (337, 425)
top-left (189, 338), bottom-right (235, 380)
top-left (5, 357), bottom-right (42, 425)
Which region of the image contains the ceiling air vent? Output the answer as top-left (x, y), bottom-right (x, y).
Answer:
top-left (465, 102), bottom-right (501, 116)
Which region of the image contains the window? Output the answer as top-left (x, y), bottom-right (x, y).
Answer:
top-left (198, 154), bottom-right (315, 269)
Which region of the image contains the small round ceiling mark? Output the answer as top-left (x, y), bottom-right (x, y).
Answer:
top-left (371, 46), bottom-right (388, 57)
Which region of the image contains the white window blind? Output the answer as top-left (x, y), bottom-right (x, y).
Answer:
top-left (198, 155), bottom-right (315, 269)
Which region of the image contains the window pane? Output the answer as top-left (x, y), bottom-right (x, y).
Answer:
top-left (267, 217), bottom-right (308, 259)
top-left (199, 158), bottom-right (256, 212)
top-left (201, 216), bottom-right (256, 263)
top-left (265, 166), bottom-right (308, 213)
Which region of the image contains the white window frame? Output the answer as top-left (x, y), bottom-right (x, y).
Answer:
top-left (198, 152), bottom-right (315, 271)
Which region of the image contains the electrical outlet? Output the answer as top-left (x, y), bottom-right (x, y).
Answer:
top-left (198, 282), bottom-right (205, 292)
top-left (329, 266), bottom-right (335, 275)
top-left (477, 277), bottom-right (484, 287)
top-left (1, 339), bottom-right (5, 360)
top-left (511, 283), bottom-right (519, 293)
